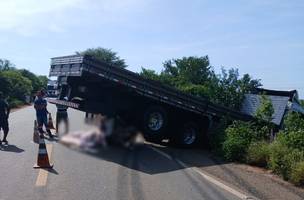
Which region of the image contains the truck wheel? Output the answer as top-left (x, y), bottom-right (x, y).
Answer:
top-left (173, 122), bottom-right (200, 147)
top-left (143, 106), bottom-right (167, 142)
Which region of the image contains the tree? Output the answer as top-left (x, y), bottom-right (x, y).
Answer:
top-left (222, 120), bottom-right (256, 161)
top-left (239, 74), bottom-right (261, 94)
top-left (214, 69), bottom-right (261, 109)
top-left (140, 56), bottom-right (216, 99)
top-left (214, 68), bottom-right (243, 109)
top-left (0, 72), bottom-right (12, 98)
top-left (255, 95), bottom-right (274, 123)
top-left (284, 112), bottom-right (304, 132)
top-left (162, 56), bottom-right (212, 85)
top-left (1, 70), bottom-right (32, 101)
top-left (140, 55), bottom-right (261, 110)
top-left (76, 47), bottom-right (127, 68)
top-left (139, 68), bottom-right (160, 81)
top-left (0, 58), bottom-right (48, 106)
top-left (38, 75), bottom-right (49, 89)
top-left (300, 100), bottom-right (304, 107)
top-left (19, 69), bottom-right (43, 94)
top-left (0, 59), bottom-right (15, 71)
top-left (178, 84), bottom-right (211, 99)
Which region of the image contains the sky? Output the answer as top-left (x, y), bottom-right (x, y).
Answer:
top-left (0, 0), bottom-right (303, 98)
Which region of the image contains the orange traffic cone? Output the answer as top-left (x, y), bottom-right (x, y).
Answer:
top-left (33, 133), bottom-right (53, 169)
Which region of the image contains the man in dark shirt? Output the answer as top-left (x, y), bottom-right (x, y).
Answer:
top-left (0, 92), bottom-right (10, 145)
top-left (34, 90), bottom-right (53, 138)
top-left (56, 101), bottom-right (69, 134)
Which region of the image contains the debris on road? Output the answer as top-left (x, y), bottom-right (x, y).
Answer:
top-left (60, 127), bottom-right (106, 150)
top-left (60, 117), bottom-right (144, 151)
top-left (107, 125), bottom-right (145, 149)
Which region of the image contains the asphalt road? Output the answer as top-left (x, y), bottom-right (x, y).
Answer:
top-left (0, 104), bottom-right (246, 200)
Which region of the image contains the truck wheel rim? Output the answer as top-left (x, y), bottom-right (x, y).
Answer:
top-left (148, 112), bottom-right (164, 132)
top-left (183, 127), bottom-right (196, 145)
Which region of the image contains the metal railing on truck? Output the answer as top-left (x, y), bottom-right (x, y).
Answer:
top-left (50, 55), bottom-right (251, 120)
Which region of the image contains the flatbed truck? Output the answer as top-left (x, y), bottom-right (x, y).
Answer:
top-left (48, 55), bottom-right (251, 147)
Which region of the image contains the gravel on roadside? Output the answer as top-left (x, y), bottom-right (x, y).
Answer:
top-left (155, 145), bottom-right (304, 200)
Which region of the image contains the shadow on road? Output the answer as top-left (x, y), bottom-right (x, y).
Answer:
top-left (67, 143), bottom-right (226, 175)
top-left (0, 144), bottom-right (25, 153)
top-left (48, 168), bottom-right (59, 175)
top-left (88, 145), bottom-right (183, 175)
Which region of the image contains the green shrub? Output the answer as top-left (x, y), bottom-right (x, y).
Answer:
top-left (222, 121), bottom-right (255, 161)
top-left (269, 141), bottom-right (304, 180)
top-left (284, 130), bottom-right (304, 151)
top-left (246, 141), bottom-right (270, 167)
top-left (276, 131), bottom-right (304, 151)
top-left (284, 112), bottom-right (304, 132)
top-left (1, 70), bottom-right (32, 100)
top-left (255, 94), bottom-right (274, 123)
top-left (290, 161), bottom-right (304, 186)
top-left (223, 136), bottom-right (247, 161)
top-left (269, 141), bottom-right (290, 179)
top-left (9, 98), bottom-right (24, 108)
top-left (282, 149), bottom-right (304, 180)
top-left (209, 117), bottom-right (229, 155)
top-left (253, 123), bottom-right (272, 141)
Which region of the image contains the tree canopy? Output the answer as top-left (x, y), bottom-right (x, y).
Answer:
top-left (140, 56), bottom-right (261, 110)
top-left (162, 56), bottom-right (212, 85)
top-left (38, 75), bottom-right (49, 89)
top-left (255, 94), bottom-right (274, 123)
top-left (1, 70), bottom-right (32, 101)
top-left (76, 47), bottom-right (127, 68)
top-left (19, 69), bottom-right (45, 94)
top-left (0, 72), bottom-right (12, 98)
top-left (0, 60), bottom-right (48, 107)
top-left (0, 59), bottom-right (15, 71)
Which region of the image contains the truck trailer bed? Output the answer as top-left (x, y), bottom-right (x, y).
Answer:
top-left (49, 55), bottom-right (251, 120)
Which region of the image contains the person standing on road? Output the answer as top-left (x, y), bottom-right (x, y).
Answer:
top-left (0, 92), bottom-right (10, 145)
top-left (34, 90), bottom-right (53, 138)
top-left (56, 97), bottom-right (69, 134)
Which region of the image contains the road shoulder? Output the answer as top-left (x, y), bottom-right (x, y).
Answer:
top-left (150, 143), bottom-right (304, 200)
top-left (10, 104), bottom-right (32, 113)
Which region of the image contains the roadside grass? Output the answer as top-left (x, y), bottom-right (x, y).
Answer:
top-left (291, 161), bottom-right (304, 186)
top-left (9, 98), bottom-right (25, 108)
top-left (246, 141), bottom-right (270, 168)
top-left (269, 142), bottom-right (304, 180)
top-left (211, 112), bottom-right (304, 187)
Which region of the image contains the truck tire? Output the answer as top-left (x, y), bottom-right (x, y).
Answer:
top-left (143, 106), bottom-right (168, 142)
top-left (172, 121), bottom-right (201, 148)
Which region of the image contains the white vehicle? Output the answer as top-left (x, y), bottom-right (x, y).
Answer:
top-left (47, 80), bottom-right (59, 97)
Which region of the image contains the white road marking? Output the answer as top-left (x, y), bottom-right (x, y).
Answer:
top-left (149, 145), bottom-right (258, 200)
top-left (149, 146), bottom-right (173, 160)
